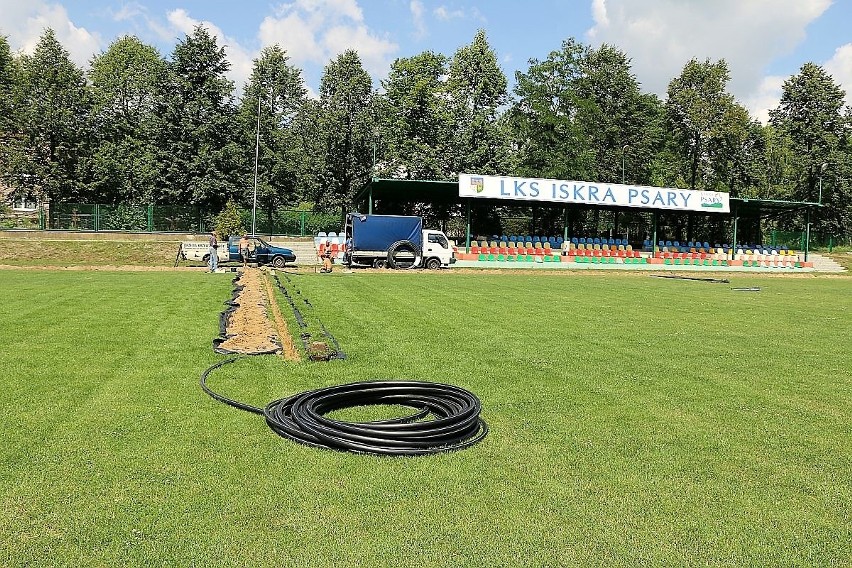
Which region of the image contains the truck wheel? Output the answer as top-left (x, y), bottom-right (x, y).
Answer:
top-left (202, 253), bottom-right (210, 263)
top-left (373, 259), bottom-right (387, 269)
top-left (387, 240), bottom-right (422, 269)
top-left (425, 257), bottom-right (441, 270)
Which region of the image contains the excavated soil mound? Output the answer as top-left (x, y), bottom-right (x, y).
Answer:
top-left (218, 268), bottom-right (281, 355)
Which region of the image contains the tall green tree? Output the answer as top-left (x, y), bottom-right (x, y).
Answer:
top-left (769, 62), bottom-right (850, 237)
top-left (153, 25), bottom-right (239, 209)
top-left (87, 35), bottom-right (165, 203)
top-left (7, 29), bottom-right (90, 203)
top-left (0, 35), bottom-right (20, 193)
top-left (313, 49), bottom-right (374, 215)
top-left (446, 30), bottom-right (512, 176)
top-left (378, 51), bottom-right (451, 180)
top-left (238, 45), bottom-right (308, 230)
top-left (510, 38), bottom-right (591, 180)
top-left (666, 58), bottom-right (737, 192)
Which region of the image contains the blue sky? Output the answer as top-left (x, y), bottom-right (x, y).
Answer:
top-left (1, 0), bottom-right (850, 121)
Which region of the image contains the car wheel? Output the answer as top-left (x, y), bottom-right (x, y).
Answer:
top-left (272, 256), bottom-right (286, 268)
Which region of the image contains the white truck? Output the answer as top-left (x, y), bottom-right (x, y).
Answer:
top-left (343, 213), bottom-right (455, 269)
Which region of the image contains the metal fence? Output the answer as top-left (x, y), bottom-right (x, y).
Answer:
top-left (770, 230), bottom-right (850, 252)
top-left (0, 204), bottom-right (342, 236)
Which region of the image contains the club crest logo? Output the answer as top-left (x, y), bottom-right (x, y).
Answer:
top-left (470, 176), bottom-right (484, 193)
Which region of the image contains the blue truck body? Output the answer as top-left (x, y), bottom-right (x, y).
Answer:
top-left (347, 214), bottom-right (423, 252)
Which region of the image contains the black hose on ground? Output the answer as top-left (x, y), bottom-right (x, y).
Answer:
top-left (200, 358), bottom-right (488, 456)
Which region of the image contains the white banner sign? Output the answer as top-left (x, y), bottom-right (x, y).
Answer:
top-left (459, 173), bottom-right (730, 214)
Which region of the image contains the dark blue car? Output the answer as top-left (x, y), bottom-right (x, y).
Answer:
top-left (228, 236), bottom-right (296, 267)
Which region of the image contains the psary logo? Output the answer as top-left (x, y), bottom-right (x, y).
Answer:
top-left (470, 176), bottom-right (484, 193)
top-left (700, 193), bottom-right (723, 208)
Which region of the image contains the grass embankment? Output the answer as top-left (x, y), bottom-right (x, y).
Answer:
top-left (0, 270), bottom-right (849, 567)
top-left (0, 238), bottom-right (184, 266)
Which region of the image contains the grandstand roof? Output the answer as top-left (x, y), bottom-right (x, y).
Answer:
top-left (731, 197), bottom-right (821, 218)
top-left (354, 178), bottom-right (458, 206)
top-left (355, 178), bottom-right (821, 217)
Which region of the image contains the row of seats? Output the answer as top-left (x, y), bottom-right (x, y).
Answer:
top-left (643, 239), bottom-right (797, 255)
top-left (486, 235), bottom-right (634, 247)
top-left (474, 253), bottom-right (649, 265)
top-left (471, 241), bottom-right (558, 255)
top-left (486, 235), bottom-right (565, 245)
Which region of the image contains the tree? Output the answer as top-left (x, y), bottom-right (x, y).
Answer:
top-left (510, 38), bottom-right (592, 181)
top-left (87, 36), bottom-right (165, 203)
top-left (238, 45), bottom-right (308, 231)
top-left (0, 35), bottom-right (20, 191)
top-left (445, 30), bottom-right (512, 176)
top-left (7, 29), bottom-right (90, 203)
top-left (377, 51), bottom-right (452, 180)
top-left (769, 62), bottom-right (850, 238)
top-left (666, 58), bottom-right (737, 192)
top-left (313, 50), bottom-right (374, 216)
top-left (153, 25), bottom-right (240, 209)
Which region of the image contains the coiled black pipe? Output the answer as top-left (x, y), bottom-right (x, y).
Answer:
top-left (201, 359), bottom-right (488, 456)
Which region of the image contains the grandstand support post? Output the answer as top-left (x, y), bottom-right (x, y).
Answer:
top-left (613, 210), bottom-right (619, 239)
top-left (804, 207), bottom-right (810, 262)
top-left (652, 211), bottom-right (658, 257)
top-left (731, 207), bottom-right (738, 260)
top-left (563, 207), bottom-right (568, 242)
top-left (465, 199), bottom-right (471, 252)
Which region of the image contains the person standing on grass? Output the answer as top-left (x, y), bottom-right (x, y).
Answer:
top-left (208, 230), bottom-right (218, 272)
top-left (239, 234), bottom-right (250, 268)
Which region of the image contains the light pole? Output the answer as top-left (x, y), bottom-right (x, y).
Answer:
top-left (621, 144), bottom-right (629, 185)
top-left (818, 162), bottom-right (827, 204)
top-left (251, 88), bottom-right (261, 237)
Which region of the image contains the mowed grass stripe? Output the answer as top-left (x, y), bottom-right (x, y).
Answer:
top-left (0, 269), bottom-right (848, 566)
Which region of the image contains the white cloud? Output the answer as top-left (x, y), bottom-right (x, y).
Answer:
top-left (410, 0), bottom-right (427, 39)
top-left (742, 75), bottom-right (786, 124)
top-left (824, 43), bottom-right (852, 106)
top-left (586, 0), bottom-right (832, 119)
top-left (0, 0), bottom-right (101, 68)
top-left (111, 2), bottom-right (144, 22)
top-left (257, 0), bottom-right (397, 81)
top-left (434, 6), bottom-right (465, 21)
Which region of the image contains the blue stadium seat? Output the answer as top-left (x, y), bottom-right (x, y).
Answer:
top-left (571, 237), bottom-right (578, 244)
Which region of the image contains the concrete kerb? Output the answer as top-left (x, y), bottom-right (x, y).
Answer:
top-left (451, 259), bottom-right (816, 273)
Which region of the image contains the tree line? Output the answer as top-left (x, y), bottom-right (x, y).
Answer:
top-left (0, 26), bottom-right (850, 241)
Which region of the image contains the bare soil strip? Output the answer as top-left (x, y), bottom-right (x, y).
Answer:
top-left (262, 270), bottom-right (301, 361)
top-left (218, 268), bottom-right (281, 355)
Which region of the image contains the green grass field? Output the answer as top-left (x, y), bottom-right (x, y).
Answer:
top-left (0, 269), bottom-right (849, 567)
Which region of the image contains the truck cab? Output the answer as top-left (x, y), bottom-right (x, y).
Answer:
top-left (422, 230), bottom-right (455, 269)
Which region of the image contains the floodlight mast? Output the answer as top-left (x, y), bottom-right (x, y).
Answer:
top-left (251, 91), bottom-right (261, 237)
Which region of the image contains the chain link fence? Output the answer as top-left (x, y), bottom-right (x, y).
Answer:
top-left (4, 204), bottom-right (345, 236)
